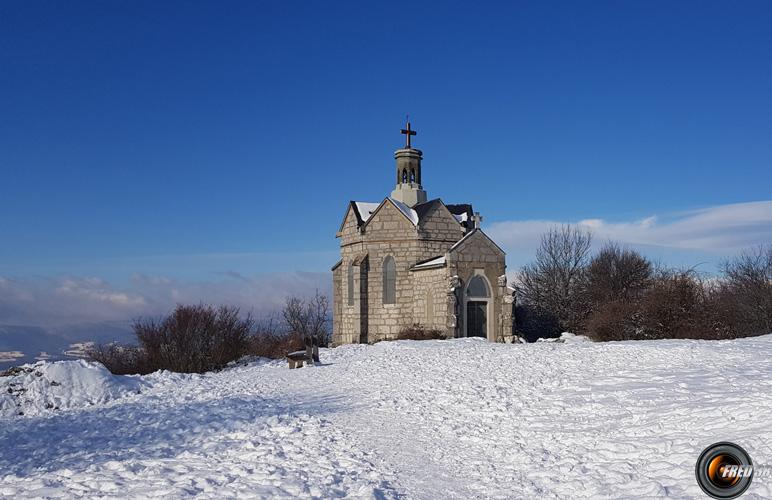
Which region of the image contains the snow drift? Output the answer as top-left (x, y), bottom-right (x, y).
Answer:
top-left (0, 359), bottom-right (140, 418)
top-left (1, 336), bottom-right (772, 498)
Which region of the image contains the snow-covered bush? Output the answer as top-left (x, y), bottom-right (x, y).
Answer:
top-left (88, 343), bottom-right (152, 375)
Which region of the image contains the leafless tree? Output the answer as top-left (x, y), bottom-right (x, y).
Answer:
top-left (254, 312), bottom-right (280, 337)
top-left (247, 311), bottom-right (304, 359)
top-left (718, 244), bottom-right (772, 336)
top-left (516, 225), bottom-right (592, 334)
top-left (586, 242), bottom-right (652, 305)
top-left (282, 290), bottom-right (331, 345)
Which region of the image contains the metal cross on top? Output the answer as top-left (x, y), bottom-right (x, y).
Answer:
top-left (400, 118), bottom-right (417, 149)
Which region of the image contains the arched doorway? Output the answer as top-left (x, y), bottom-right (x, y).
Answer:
top-left (464, 274), bottom-right (490, 338)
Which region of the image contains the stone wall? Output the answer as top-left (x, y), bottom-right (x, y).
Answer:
top-left (358, 203), bottom-right (420, 341)
top-left (332, 263), bottom-right (342, 343)
top-left (337, 202), bottom-right (421, 343)
top-left (338, 207), bottom-right (361, 243)
top-left (416, 202), bottom-right (465, 245)
top-left (409, 266), bottom-right (451, 334)
top-left (333, 253), bottom-right (369, 345)
top-left (358, 202), bottom-right (470, 342)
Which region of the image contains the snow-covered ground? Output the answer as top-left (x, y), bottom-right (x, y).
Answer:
top-left (2, 336), bottom-right (772, 498)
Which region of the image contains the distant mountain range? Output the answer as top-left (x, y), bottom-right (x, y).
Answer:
top-left (0, 323), bottom-right (135, 369)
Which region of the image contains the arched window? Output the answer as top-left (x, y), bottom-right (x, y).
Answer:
top-left (383, 256), bottom-right (396, 304)
top-left (466, 275), bottom-right (490, 298)
top-left (409, 168), bottom-right (416, 183)
top-left (347, 262), bottom-right (355, 306)
top-left (401, 169), bottom-right (408, 183)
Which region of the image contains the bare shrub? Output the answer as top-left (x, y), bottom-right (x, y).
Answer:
top-left (248, 333), bottom-right (305, 359)
top-left (245, 292), bottom-right (332, 359)
top-left (514, 303), bottom-right (560, 342)
top-left (585, 301), bottom-right (641, 342)
top-left (516, 225), bottom-right (592, 335)
top-left (247, 314), bottom-right (305, 358)
top-left (133, 304), bottom-right (253, 373)
top-left (396, 323), bottom-right (446, 341)
top-left (637, 268), bottom-right (726, 340)
top-left (91, 304), bottom-right (254, 374)
top-left (584, 261), bottom-right (772, 342)
top-left (87, 343), bottom-right (153, 375)
top-left (518, 232), bottom-right (770, 341)
top-left (584, 268), bottom-right (724, 341)
top-left (719, 245), bottom-right (772, 337)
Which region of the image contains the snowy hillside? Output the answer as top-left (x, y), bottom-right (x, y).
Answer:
top-left (2, 337), bottom-right (772, 498)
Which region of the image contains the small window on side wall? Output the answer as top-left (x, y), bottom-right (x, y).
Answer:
top-left (383, 256), bottom-right (396, 304)
top-left (347, 262), bottom-right (355, 306)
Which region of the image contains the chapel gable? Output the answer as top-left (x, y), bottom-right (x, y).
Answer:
top-left (337, 204), bottom-right (362, 243)
top-left (363, 198), bottom-right (418, 238)
top-left (414, 199), bottom-right (466, 242)
top-left (448, 229), bottom-right (505, 263)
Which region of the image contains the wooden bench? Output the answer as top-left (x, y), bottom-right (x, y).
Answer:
top-left (287, 336), bottom-right (320, 369)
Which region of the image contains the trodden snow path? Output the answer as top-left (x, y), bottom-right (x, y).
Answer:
top-left (2, 337), bottom-right (772, 499)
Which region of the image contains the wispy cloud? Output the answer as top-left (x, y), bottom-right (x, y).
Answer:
top-left (0, 272), bottom-right (330, 328)
top-left (0, 351), bottom-right (25, 363)
top-left (56, 278), bottom-right (146, 308)
top-left (487, 200), bottom-right (772, 254)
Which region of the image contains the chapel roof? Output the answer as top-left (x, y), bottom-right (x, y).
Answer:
top-left (345, 198), bottom-right (474, 230)
top-left (444, 203), bottom-right (475, 231)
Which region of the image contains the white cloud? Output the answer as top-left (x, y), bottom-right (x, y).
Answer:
top-left (0, 272), bottom-right (330, 328)
top-left (55, 279), bottom-right (146, 308)
top-left (0, 351), bottom-right (25, 363)
top-left (487, 200), bottom-right (772, 255)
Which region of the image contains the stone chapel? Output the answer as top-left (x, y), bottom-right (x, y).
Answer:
top-left (331, 122), bottom-right (515, 345)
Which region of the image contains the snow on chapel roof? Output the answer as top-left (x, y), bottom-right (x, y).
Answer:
top-left (410, 255), bottom-right (446, 270)
top-left (387, 198), bottom-right (419, 225)
top-left (353, 202), bottom-right (380, 223)
top-left (351, 198), bottom-right (419, 226)
top-left (346, 198), bottom-right (473, 230)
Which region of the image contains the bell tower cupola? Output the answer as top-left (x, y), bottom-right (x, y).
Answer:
top-left (390, 119), bottom-right (428, 207)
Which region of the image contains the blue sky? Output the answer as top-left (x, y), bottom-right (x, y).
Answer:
top-left (1, 1), bottom-right (771, 332)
